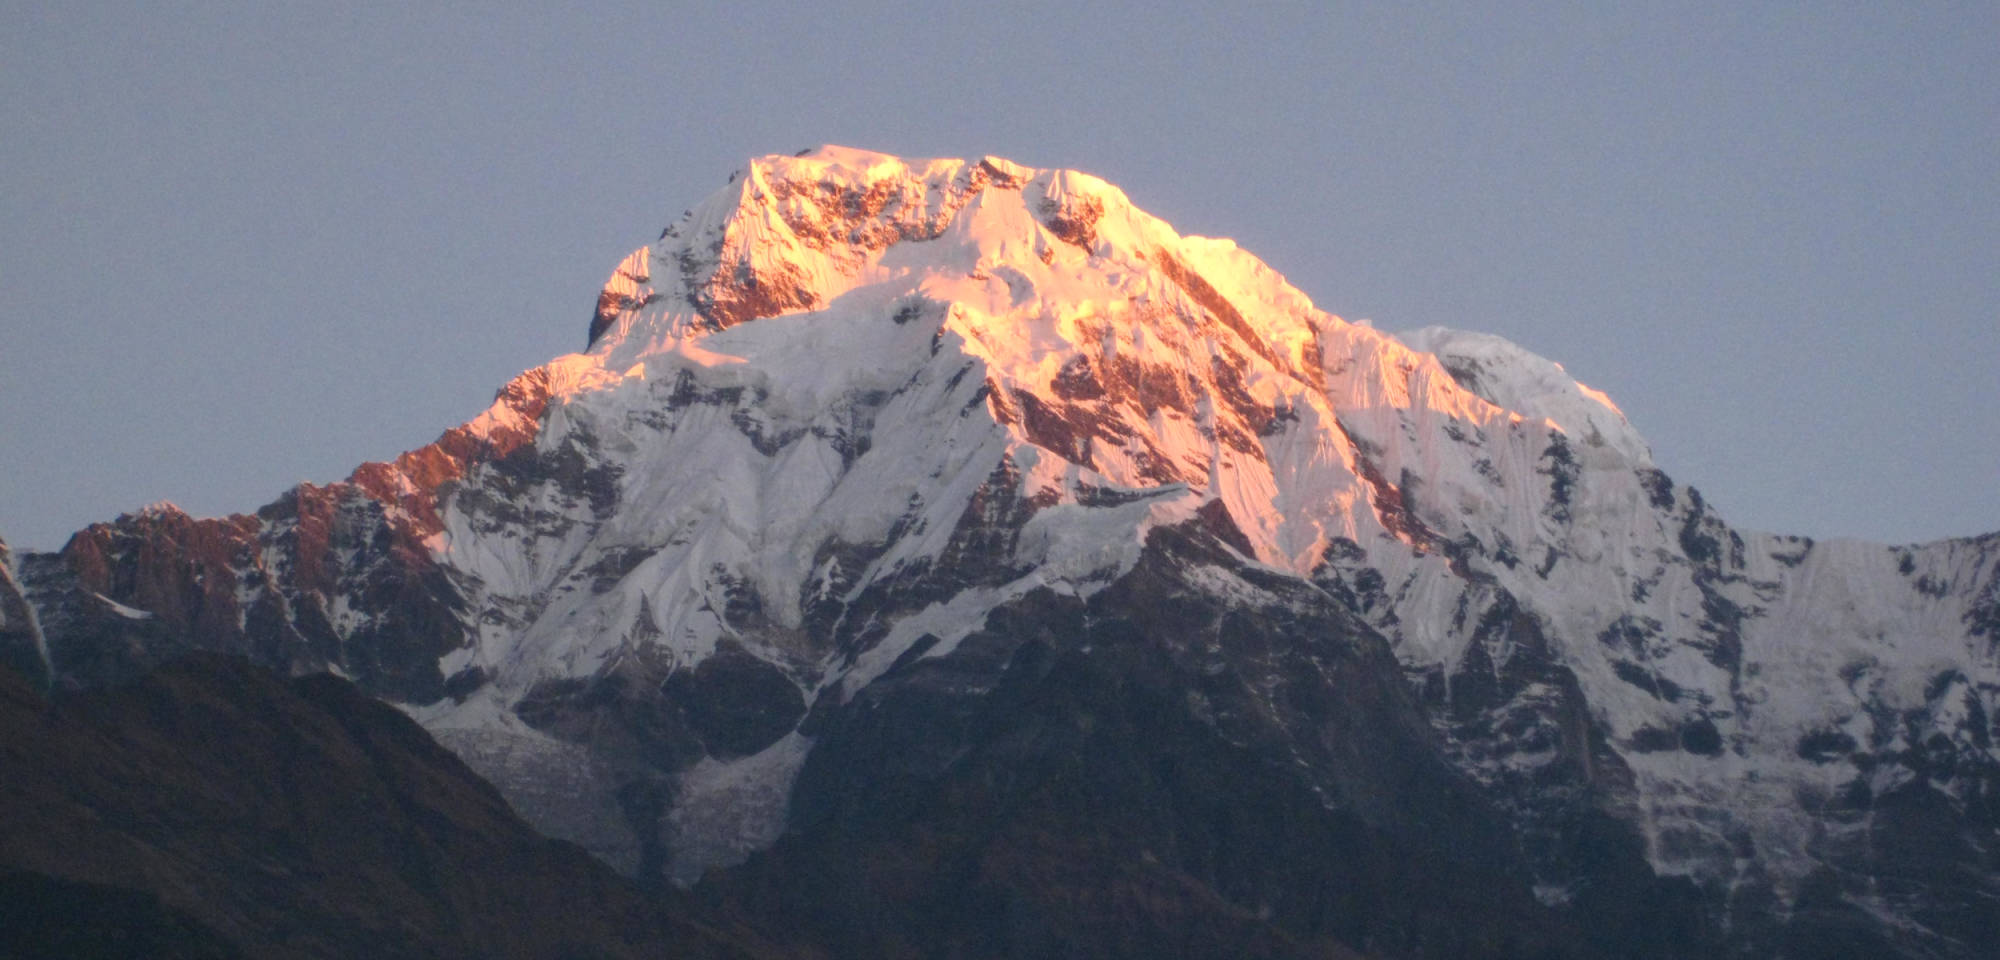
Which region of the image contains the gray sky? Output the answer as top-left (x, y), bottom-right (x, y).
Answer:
top-left (4, 1), bottom-right (1995, 550)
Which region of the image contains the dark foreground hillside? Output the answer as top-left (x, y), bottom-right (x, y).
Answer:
top-left (0, 655), bottom-right (787, 960)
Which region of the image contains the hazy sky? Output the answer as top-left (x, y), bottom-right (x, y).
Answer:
top-left (4, 2), bottom-right (1995, 550)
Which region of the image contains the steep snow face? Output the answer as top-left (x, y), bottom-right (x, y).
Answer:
top-left (1394, 326), bottom-right (1651, 466)
top-left (20, 147), bottom-right (1998, 949)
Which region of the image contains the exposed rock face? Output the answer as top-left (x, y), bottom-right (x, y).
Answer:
top-left (16, 147), bottom-right (1999, 958)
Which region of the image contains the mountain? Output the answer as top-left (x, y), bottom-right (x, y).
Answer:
top-left (9, 146), bottom-right (1997, 958)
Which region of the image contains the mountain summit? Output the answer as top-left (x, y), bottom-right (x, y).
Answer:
top-left (12, 147), bottom-right (1998, 958)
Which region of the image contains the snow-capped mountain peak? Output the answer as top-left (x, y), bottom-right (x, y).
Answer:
top-left (563, 148), bottom-right (1638, 581)
top-left (13, 147), bottom-right (1995, 958)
